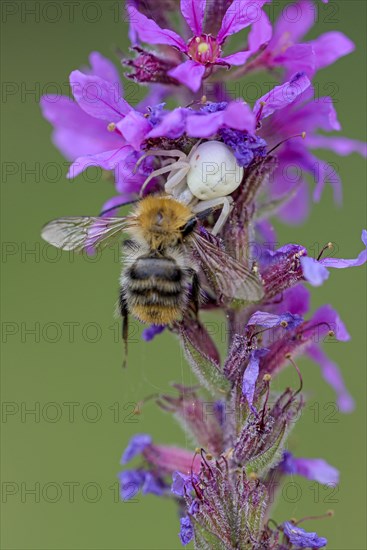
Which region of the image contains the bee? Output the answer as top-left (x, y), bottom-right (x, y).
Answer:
top-left (41, 195), bottom-right (263, 341)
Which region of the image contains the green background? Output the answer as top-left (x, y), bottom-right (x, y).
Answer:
top-left (1, 1), bottom-right (366, 548)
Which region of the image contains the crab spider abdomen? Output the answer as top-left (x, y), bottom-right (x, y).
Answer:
top-left (187, 141), bottom-right (244, 201)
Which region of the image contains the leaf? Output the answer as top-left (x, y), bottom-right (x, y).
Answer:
top-left (193, 519), bottom-right (234, 550)
top-left (181, 330), bottom-right (230, 396)
top-left (245, 422), bottom-right (288, 477)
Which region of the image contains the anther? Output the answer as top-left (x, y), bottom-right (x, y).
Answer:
top-left (248, 472), bottom-right (258, 481)
top-left (107, 122), bottom-right (116, 132)
top-left (280, 320), bottom-right (288, 328)
top-left (263, 374), bottom-right (272, 382)
top-left (317, 241), bottom-right (334, 261)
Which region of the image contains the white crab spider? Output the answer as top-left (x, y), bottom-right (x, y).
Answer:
top-left (137, 141), bottom-right (244, 235)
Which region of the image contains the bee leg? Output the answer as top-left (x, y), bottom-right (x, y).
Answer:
top-left (191, 272), bottom-right (200, 317)
top-left (119, 290), bottom-right (129, 368)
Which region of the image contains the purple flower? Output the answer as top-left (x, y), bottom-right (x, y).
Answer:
top-left (301, 230), bottom-right (367, 286)
top-left (40, 52), bottom-right (124, 161)
top-left (283, 521), bottom-right (327, 548)
top-left (118, 469), bottom-right (166, 500)
top-left (281, 451), bottom-right (339, 485)
top-left (242, 349), bottom-right (268, 407)
top-left (141, 471), bottom-right (167, 496)
top-left (307, 345), bottom-right (355, 412)
top-left (128, 0), bottom-right (268, 91)
top-left (254, 0), bottom-right (354, 79)
top-left (119, 470), bottom-right (145, 500)
top-left (142, 324), bottom-right (166, 341)
top-left (121, 433), bottom-right (152, 464)
top-left (41, 52), bottom-right (156, 203)
top-left (171, 471), bottom-right (198, 497)
top-left (259, 304), bottom-right (353, 411)
top-left (258, 85), bottom-right (366, 224)
top-left (179, 515), bottom-right (194, 545)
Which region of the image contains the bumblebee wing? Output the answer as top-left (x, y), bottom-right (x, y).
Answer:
top-left (190, 229), bottom-right (264, 303)
top-left (41, 216), bottom-right (134, 252)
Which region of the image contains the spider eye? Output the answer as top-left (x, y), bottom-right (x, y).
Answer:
top-left (181, 217), bottom-right (197, 237)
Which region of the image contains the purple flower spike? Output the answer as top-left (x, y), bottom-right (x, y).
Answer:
top-left (283, 521), bottom-right (327, 548)
top-left (281, 451), bottom-right (339, 485)
top-left (242, 349), bottom-right (268, 407)
top-left (179, 515), bottom-right (194, 545)
top-left (121, 434), bottom-right (152, 464)
top-left (142, 324), bottom-right (166, 342)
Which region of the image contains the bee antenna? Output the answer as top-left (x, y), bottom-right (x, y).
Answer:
top-left (99, 199), bottom-right (139, 217)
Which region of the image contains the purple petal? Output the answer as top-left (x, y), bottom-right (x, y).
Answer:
top-left (171, 471), bottom-right (198, 497)
top-left (313, 160), bottom-right (342, 205)
top-left (307, 345), bottom-right (355, 413)
top-left (281, 451), bottom-right (339, 484)
top-left (308, 135), bottom-right (367, 157)
top-left (311, 31), bottom-right (355, 71)
top-left (186, 101), bottom-right (256, 137)
top-left (40, 95), bottom-right (121, 160)
top-left (278, 285), bottom-right (311, 316)
top-left (70, 70), bottom-right (132, 121)
top-left (273, 172), bottom-right (310, 225)
top-left (142, 324), bottom-right (166, 341)
top-left (283, 522), bottom-right (327, 548)
top-left (121, 434), bottom-right (152, 464)
top-left (116, 111), bottom-right (152, 150)
top-left (254, 72), bottom-right (311, 119)
top-left (274, 43), bottom-right (315, 78)
top-left (141, 472), bottom-right (166, 496)
top-left (300, 256), bottom-right (330, 286)
top-left (221, 101), bottom-right (257, 132)
top-left (242, 349), bottom-right (268, 407)
top-left (311, 304), bottom-right (350, 342)
top-left (273, 0), bottom-right (315, 43)
top-left (118, 470), bottom-right (144, 500)
top-left (168, 60), bottom-right (205, 92)
top-left (248, 10), bottom-right (272, 50)
top-left (217, 0), bottom-right (267, 43)
top-left (180, 0), bottom-right (205, 35)
top-left (220, 50), bottom-right (253, 66)
top-left (295, 456), bottom-right (339, 485)
top-left (321, 230), bottom-right (367, 269)
top-left (147, 107), bottom-right (187, 139)
top-left (248, 311), bottom-right (303, 329)
top-left (88, 51), bottom-right (122, 86)
top-left (127, 5), bottom-right (186, 50)
top-left (256, 219), bottom-right (277, 246)
top-left (179, 515), bottom-right (194, 546)
top-left (67, 146), bottom-right (132, 179)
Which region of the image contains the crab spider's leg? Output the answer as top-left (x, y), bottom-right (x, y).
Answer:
top-left (192, 196), bottom-right (234, 236)
top-left (164, 165), bottom-right (191, 193)
top-left (136, 149), bottom-right (187, 168)
top-left (139, 161), bottom-right (189, 197)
